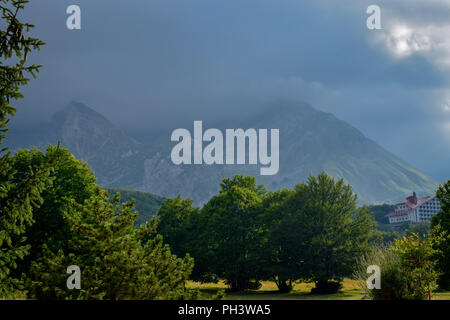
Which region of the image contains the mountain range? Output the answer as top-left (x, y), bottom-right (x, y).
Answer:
top-left (5, 101), bottom-right (439, 205)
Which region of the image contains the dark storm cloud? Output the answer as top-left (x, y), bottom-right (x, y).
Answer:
top-left (9, 0), bottom-right (450, 181)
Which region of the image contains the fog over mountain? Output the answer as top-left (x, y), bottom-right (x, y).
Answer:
top-left (5, 101), bottom-right (438, 205)
top-left (10, 0), bottom-right (450, 182)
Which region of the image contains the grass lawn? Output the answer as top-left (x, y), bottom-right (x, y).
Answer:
top-left (186, 279), bottom-right (450, 300)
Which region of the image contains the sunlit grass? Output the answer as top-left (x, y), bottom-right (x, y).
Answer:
top-left (433, 291), bottom-right (450, 300)
top-left (186, 279), bottom-right (450, 300)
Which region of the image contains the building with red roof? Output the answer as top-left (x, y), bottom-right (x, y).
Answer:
top-left (386, 192), bottom-right (441, 225)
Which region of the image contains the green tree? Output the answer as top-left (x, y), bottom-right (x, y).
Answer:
top-left (0, 0), bottom-right (44, 143)
top-left (9, 146), bottom-right (97, 279)
top-left (296, 172), bottom-right (377, 293)
top-left (431, 180), bottom-right (450, 289)
top-left (0, 0), bottom-right (45, 298)
top-left (0, 147), bottom-right (54, 297)
top-left (157, 196), bottom-right (200, 259)
top-left (403, 221), bottom-right (431, 237)
top-left (29, 188), bottom-right (195, 300)
top-left (157, 196), bottom-right (216, 283)
top-left (259, 189), bottom-right (302, 292)
top-left (106, 188), bottom-right (165, 226)
top-left (200, 175), bottom-right (266, 291)
top-left (367, 204), bottom-right (395, 225)
top-left (393, 233), bottom-right (441, 299)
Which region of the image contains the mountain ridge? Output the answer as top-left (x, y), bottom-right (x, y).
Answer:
top-left (5, 101), bottom-right (439, 205)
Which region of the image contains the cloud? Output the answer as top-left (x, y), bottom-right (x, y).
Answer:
top-left (367, 0), bottom-right (450, 70)
top-left (382, 25), bottom-right (432, 57)
top-left (8, 0), bottom-right (450, 181)
top-left (376, 23), bottom-right (450, 67)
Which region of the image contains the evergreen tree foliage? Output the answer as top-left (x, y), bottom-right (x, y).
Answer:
top-left (107, 188), bottom-right (165, 225)
top-left (0, 0), bottom-right (45, 298)
top-left (29, 188), bottom-right (195, 300)
top-left (0, 0), bottom-right (44, 142)
top-left (0, 147), bottom-right (54, 297)
top-left (10, 146), bottom-right (97, 278)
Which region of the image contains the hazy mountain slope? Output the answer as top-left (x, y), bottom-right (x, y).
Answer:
top-left (7, 102), bottom-right (148, 188)
top-left (5, 101), bottom-right (439, 205)
top-left (138, 102), bottom-right (438, 204)
top-left (241, 102), bottom-right (438, 204)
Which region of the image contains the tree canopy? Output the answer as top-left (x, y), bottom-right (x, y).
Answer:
top-left (0, 1), bottom-right (46, 297)
top-left (29, 188), bottom-right (195, 300)
top-left (431, 180), bottom-right (450, 289)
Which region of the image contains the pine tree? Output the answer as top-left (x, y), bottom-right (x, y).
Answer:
top-left (9, 146), bottom-right (97, 279)
top-left (0, 148), bottom-right (54, 298)
top-left (29, 188), bottom-right (195, 300)
top-left (0, 0), bottom-right (45, 298)
top-left (0, 0), bottom-right (44, 142)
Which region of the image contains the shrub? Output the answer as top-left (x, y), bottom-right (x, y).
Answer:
top-left (356, 245), bottom-right (405, 300)
top-left (356, 233), bottom-right (441, 300)
top-left (311, 280), bottom-right (343, 294)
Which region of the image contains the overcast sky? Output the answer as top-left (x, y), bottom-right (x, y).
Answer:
top-left (10, 0), bottom-right (450, 182)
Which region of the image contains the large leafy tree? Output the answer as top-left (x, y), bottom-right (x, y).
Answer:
top-left (431, 180), bottom-right (450, 289)
top-left (0, 0), bottom-right (45, 298)
top-left (157, 196), bottom-right (200, 259)
top-left (200, 175), bottom-right (266, 291)
top-left (29, 188), bottom-right (195, 300)
top-left (156, 196), bottom-right (212, 281)
top-left (258, 189), bottom-right (302, 292)
top-left (294, 172), bottom-right (377, 293)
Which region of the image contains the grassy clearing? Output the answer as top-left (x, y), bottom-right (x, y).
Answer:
top-left (186, 279), bottom-right (450, 300)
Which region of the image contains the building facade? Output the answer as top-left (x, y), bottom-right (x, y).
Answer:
top-left (386, 192), bottom-right (441, 225)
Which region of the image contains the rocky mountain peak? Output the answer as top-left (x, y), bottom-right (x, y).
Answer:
top-left (6, 101), bottom-right (439, 204)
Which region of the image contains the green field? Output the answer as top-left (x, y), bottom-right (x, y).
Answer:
top-left (187, 279), bottom-right (450, 300)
